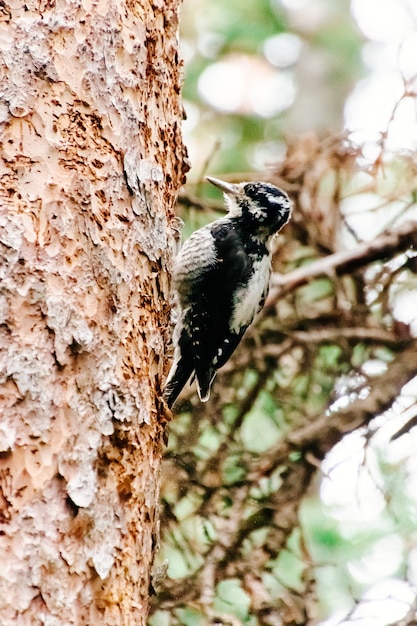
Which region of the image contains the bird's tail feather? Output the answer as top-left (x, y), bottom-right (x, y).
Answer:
top-left (163, 358), bottom-right (194, 408)
top-left (195, 367), bottom-right (216, 403)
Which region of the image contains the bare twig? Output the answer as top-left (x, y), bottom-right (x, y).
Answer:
top-left (268, 220), bottom-right (417, 301)
top-left (249, 340), bottom-right (417, 483)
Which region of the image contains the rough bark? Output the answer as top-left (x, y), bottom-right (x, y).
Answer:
top-left (0, 1), bottom-right (187, 624)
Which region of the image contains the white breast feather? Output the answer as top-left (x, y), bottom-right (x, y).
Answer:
top-left (230, 255), bottom-right (271, 333)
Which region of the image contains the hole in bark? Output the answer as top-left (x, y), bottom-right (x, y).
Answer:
top-left (117, 480), bottom-right (133, 502)
top-left (69, 339), bottom-right (82, 355)
top-left (65, 496), bottom-right (79, 517)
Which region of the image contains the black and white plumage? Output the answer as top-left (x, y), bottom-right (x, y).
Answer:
top-left (164, 176), bottom-right (292, 408)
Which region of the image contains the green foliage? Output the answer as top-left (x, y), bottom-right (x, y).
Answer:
top-left (222, 452), bottom-right (247, 484)
top-left (298, 277), bottom-right (334, 303)
top-left (181, 0), bottom-right (363, 174)
top-left (241, 392), bottom-right (283, 453)
top-left (175, 607), bottom-right (207, 626)
top-left (214, 579), bottom-right (252, 621)
top-left (205, 0), bottom-right (286, 54)
top-left (272, 549), bottom-right (305, 592)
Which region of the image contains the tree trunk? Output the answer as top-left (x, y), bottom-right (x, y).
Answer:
top-left (0, 1), bottom-right (187, 624)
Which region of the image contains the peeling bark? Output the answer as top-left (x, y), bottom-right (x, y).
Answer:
top-left (0, 1), bottom-right (187, 624)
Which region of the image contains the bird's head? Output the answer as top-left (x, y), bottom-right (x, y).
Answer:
top-left (206, 176), bottom-right (292, 239)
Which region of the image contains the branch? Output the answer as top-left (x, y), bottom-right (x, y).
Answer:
top-left (155, 343), bottom-right (417, 617)
top-left (284, 326), bottom-right (404, 345)
top-left (291, 340), bottom-right (417, 455)
top-left (250, 340), bottom-right (417, 480)
top-left (269, 220), bottom-right (417, 300)
top-left (177, 191), bottom-right (224, 213)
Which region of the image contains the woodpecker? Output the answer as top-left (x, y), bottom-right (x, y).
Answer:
top-left (164, 176), bottom-right (292, 408)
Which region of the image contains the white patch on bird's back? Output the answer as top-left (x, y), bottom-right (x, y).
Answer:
top-left (173, 224), bottom-right (218, 282)
top-left (230, 254), bottom-right (271, 333)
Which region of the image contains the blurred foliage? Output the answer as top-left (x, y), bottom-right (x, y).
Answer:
top-left (180, 0), bottom-right (364, 175)
top-left (153, 0), bottom-right (417, 624)
top-left (153, 131), bottom-right (417, 624)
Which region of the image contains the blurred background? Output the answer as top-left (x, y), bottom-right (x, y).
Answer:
top-left (153, 1), bottom-right (417, 624)
top-left (181, 0), bottom-right (417, 176)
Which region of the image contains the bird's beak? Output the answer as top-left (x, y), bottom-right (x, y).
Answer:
top-left (206, 176), bottom-right (237, 196)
